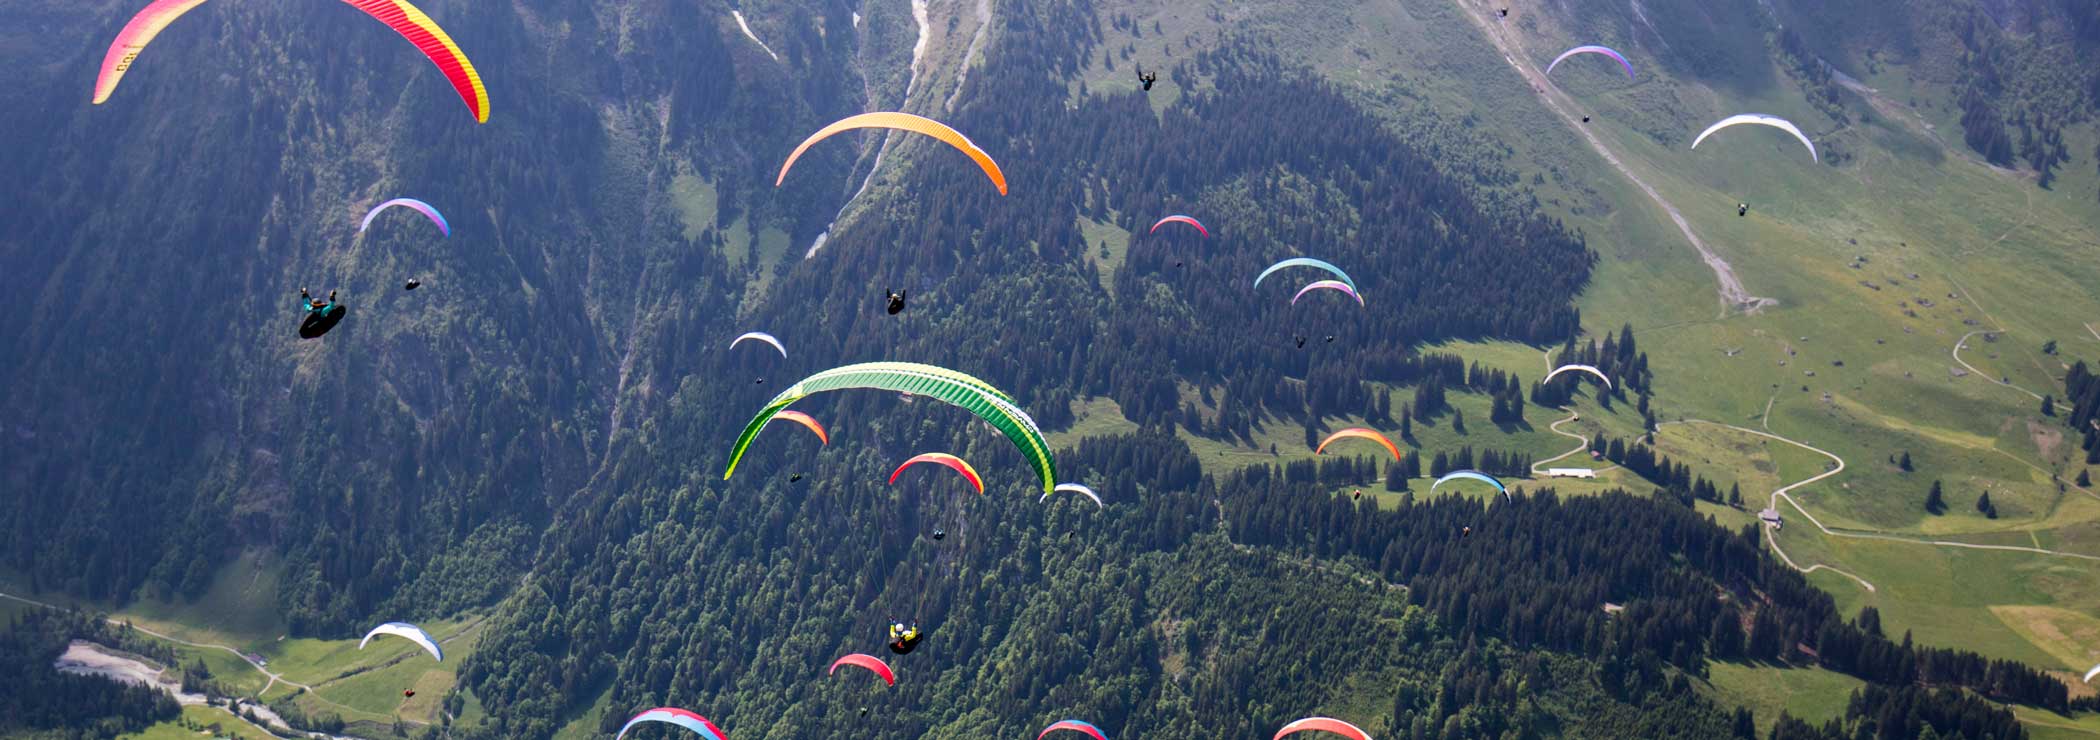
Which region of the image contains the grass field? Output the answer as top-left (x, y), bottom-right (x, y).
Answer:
top-left (118, 704), bottom-right (280, 740)
top-left (1702, 662), bottom-right (1865, 737)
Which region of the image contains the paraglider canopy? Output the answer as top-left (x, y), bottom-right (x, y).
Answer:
top-left (1432, 470), bottom-right (1510, 501)
top-left (1041, 483), bottom-right (1104, 508)
top-left (615, 708), bottom-right (728, 740)
top-left (768, 410), bottom-right (829, 445)
top-left (2085, 664), bottom-right (2100, 684)
top-left (1691, 114), bottom-right (1818, 162)
top-left (725, 362), bottom-right (1054, 495)
top-left (730, 331), bottom-right (787, 358)
top-left (1275, 716), bottom-right (1373, 740)
top-left (359, 622), bottom-right (442, 662)
top-left (94, 0), bottom-right (490, 122)
top-left (1543, 364), bottom-right (1611, 388)
top-left (778, 112), bottom-right (1007, 195)
top-left (1040, 719), bottom-right (1110, 740)
top-left (1254, 258), bottom-right (1357, 293)
top-left (1545, 45), bottom-right (1636, 79)
top-left (1314, 428), bottom-right (1401, 461)
top-left (890, 453), bottom-right (985, 494)
top-left (826, 653), bottom-right (896, 687)
top-left (359, 198), bottom-right (450, 236)
top-left (1291, 280), bottom-right (1365, 307)
top-left (1149, 215), bottom-right (1208, 237)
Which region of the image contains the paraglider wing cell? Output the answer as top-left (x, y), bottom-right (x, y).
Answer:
top-left (769, 410), bottom-right (828, 445)
top-left (1254, 258), bottom-right (1357, 293)
top-left (615, 708), bottom-right (727, 740)
top-left (1314, 428), bottom-right (1401, 461)
top-left (359, 198), bottom-right (451, 237)
top-left (724, 363), bottom-right (1053, 494)
top-left (1038, 719), bottom-right (1109, 740)
top-left (1289, 280), bottom-right (1365, 307)
top-left (1148, 215), bottom-right (1208, 237)
top-left (890, 453), bottom-right (985, 494)
top-left (1274, 717), bottom-right (1373, 740)
top-left (1042, 483), bottom-right (1104, 508)
top-left (96, 0), bottom-right (488, 123)
top-left (1432, 470), bottom-right (1510, 500)
top-left (1545, 45), bottom-right (1636, 79)
top-left (729, 331), bottom-right (788, 358)
top-left (1691, 114), bottom-right (1817, 162)
top-left (358, 622), bottom-right (442, 662)
top-left (827, 653), bottom-right (896, 686)
top-left (1542, 364), bottom-right (1611, 388)
top-left (777, 112), bottom-right (1006, 195)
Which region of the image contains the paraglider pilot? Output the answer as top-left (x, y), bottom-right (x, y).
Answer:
top-left (888, 622), bottom-right (923, 655)
top-left (886, 289), bottom-right (908, 315)
top-left (1138, 68), bottom-right (1158, 91)
top-left (301, 288), bottom-right (337, 314)
top-left (1737, 203), bottom-right (1749, 217)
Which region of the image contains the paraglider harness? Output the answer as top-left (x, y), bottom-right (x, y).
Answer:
top-left (298, 288), bottom-right (346, 339)
top-left (1138, 69), bottom-right (1157, 91)
top-left (886, 290), bottom-right (907, 315)
top-left (887, 622), bottom-right (923, 655)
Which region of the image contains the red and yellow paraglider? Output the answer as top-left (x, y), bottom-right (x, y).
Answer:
top-left (889, 452), bottom-right (985, 494)
top-left (93, 0), bottom-right (489, 123)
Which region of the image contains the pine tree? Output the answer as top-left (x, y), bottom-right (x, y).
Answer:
top-left (1385, 460), bottom-right (1408, 492)
top-left (1976, 490), bottom-right (1997, 518)
top-left (1898, 451), bottom-right (1913, 472)
top-left (1452, 408), bottom-right (1467, 435)
top-left (1400, 407), bottom-right (1413, 440)
top-left (2080, 469), bottom-right (2092, 487)
top-left (1728, 483), bottom-right (1743, 508)
top-left (2043, 395), bottom-right (2056, 417)
top-left (1925, 480), bottom-right (1946, 515)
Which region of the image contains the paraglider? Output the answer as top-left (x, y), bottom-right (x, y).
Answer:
top-left (1254, 258), bottom-right (1357, 293)
top-left (93, 0), bottom-right (490, 123)
top-left (1324, 335), bottom-right (1335, 343)
top-left (1275, 716), bottom-right (1373, 740)
top-left (298, 288), bottom-right (345, 339)
top-left (1462, 526), bottom-right (1473, 538)
top-left (886, 290), bottom-right (907, 315)
top-left (358, 622), bottom-right (442, 662)
top-left (827, 653), bottom-right (896, 687)
top-left (1738, 203), bottom-right (1749, 217)
top-left (615, 708), bottom-right (728, 740)
top-left (777, 112), bottom-right (1007, 195)
top-left (932, 528), bottom-right (945, 540)
top-left (1545, 45), bottom-right (1636, 79)
top-left (1433, 470), bottom-right (1510, 500)
top-left (1150, 215), bottom-right (1207, 237)
top-left (1138, 68), bottom-right (1157, 91)
top-left (404, 689), bottom-right (415, 698)
top-left (769, 410), bottom-right (828, 445)
top-left (730, 331), bottom-right (788, 359)
top-left (403, 278), bottom-right (421, 291)
top-left (2084, 664), bottom-right (2100, 683)
top-left (359, 198), bottom-right (450, 237)
top-left (1315, 428), bottom-right (1401, 461)
top-left (1543, 364), bottom-right (1612, 388)
top-left (890, 453), bottom-right (985, 494)
top-left (725, 362), bottom-right (1056, 495)
top-left (1040, 719), bottom-right (1109, 740)
top-left (1692, 114), bottom-right (1818, 162)
top-left (789, 473), bottom-right (804, 483)
top-left (1290, 280), bottom-right (1365, 307)
top-left (1042, 483), bottom-right (1104, 508)
top-left (888, 622), bottom-right (923, 655)
top-left (1296, 336), bottom-right (1307, 349)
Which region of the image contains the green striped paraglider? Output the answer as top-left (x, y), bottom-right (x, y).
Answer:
top-left (723, 362), bottom-right (1055, 494)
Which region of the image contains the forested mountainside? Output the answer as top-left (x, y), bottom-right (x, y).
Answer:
top-left (4, 0), bottom-right (2096, 738)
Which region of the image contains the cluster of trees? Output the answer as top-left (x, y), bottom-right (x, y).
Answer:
top-left (2063, 362), bottom-right (2100, 464)
top-left (0, 609), bottom-right (179, 737)
top-left (1590, 434), bottom-right (1743, 508)
top-left (1533, 325), bottom-right (1650, 410)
